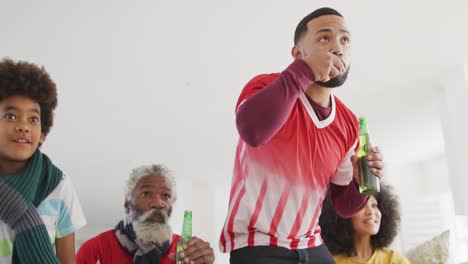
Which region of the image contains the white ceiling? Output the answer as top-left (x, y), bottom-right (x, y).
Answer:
top-left (2, 0), bottom-right (467, 237)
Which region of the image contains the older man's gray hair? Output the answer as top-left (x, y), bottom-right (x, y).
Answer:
top-left (125, 164), bottom-right (177, 202)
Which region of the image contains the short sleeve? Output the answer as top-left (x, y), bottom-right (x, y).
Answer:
top-left (54, 175), bottom-right (87, 238)
top-left (330, 140), bottom-right (357, 186)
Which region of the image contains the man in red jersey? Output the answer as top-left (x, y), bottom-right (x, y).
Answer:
top-left (220, 7), bottom-right (385, 264)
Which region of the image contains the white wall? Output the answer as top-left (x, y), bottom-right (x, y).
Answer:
top-left (2, 1), bottom-right (468, 263)
top-left (388, 154), bottom-right (468, 261)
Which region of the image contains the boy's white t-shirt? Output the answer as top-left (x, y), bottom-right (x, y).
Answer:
top-left (0, 174), bottom-right (86, 263)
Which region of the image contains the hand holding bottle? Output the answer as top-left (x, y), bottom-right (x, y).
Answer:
top-left (352, 146), bottom-right (385, 180)
top-left (171, 236), bottom-right (215, 264)
top-left (171, 210), bottom-right (215, 264)
top-left (351, 117), bottom-right (385, 195)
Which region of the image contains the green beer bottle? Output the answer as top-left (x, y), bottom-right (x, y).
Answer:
top-left (358, 117), bottom-right (380, 195)
top-left (176, 210), bottom-right (192, 264)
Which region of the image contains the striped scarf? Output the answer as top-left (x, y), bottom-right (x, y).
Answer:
top-left (0, 150), bottom-right (62, 264)
top-left (115, 216), bottom-right (171, 264)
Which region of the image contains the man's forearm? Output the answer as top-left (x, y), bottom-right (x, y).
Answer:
top-left (236, 59), bottom-right (314, 147)
top-left (329, 181), bottom-right (369, 218)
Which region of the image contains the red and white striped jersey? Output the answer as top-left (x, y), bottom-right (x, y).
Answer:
top-left (219, 73), bottom-right (359, 252)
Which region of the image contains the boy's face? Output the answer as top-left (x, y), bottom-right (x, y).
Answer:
top-left (0, 96), bottom-right (45, 173)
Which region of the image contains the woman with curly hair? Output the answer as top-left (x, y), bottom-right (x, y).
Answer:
top-left (319, 183), bottom-right (409, 263)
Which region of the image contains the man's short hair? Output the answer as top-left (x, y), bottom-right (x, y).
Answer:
top-left (125, 164), bottom-right (177, 202)
top-left (294, 7), bottom-right (344, 44)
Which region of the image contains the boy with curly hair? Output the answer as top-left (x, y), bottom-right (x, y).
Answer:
top-left (0, 58), bottom-right (86, 263)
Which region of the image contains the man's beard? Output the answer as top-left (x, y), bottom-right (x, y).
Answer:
top-left (131, 207), bottom-right (173, 245)
top-left (315, 65), bottom-right (350, 88)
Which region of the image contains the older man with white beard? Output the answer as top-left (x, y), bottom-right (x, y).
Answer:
top-left (77, 164), bottom-right (215, 264)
